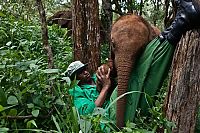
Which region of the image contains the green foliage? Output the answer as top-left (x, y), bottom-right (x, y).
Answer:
top-left (124, 78), bottom-right (175, 133)
top-left (195, 107), bottom-right (200, 133)
top-left (0, 3), bottom-right (74, 132)
top-left (142, 0), bottom-right (165, 29)
top-left (101, 42), bottom-right (110, 63)
top-left (48, 25), bottom-right (73, 70)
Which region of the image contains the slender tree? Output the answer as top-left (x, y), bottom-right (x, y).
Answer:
top-left (36, 0), bottom-right (54, 69)
top-left (101, 0), bottom-right (113, 44)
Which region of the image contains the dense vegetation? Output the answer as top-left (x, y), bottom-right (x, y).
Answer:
top-left (0, 0), bottom-right (185, 132)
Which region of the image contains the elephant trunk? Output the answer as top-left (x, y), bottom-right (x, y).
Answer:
top-left (116, 55), bottom-right (134, 128)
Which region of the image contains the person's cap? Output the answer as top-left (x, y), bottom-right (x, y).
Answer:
top-left (65, 61), bottom-right (88, 77)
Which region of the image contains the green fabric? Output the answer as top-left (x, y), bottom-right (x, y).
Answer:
top-left (125, 37), bottom-right (175, 122)
top-left (109, 37), bottom-right (175, 123)
top-left (69, 75), bottom-right (111, 132)
top-left (69, 75), bottom-right (110, 115)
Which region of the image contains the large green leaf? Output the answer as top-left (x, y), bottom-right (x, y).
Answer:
top-left (55, 98), bottom-right (65, 106)
top-left (6, 41), bottom-right (12, 46)
top-left (0, 12), bottom-right (6, 17)
top-left (0, 65), bottom-right (6, 69)
top-left (27, 103), bottom-right (34, 108)
top-left (0, 105), bottom-right (4, 112)
top-left (43, 69), bottom-right (59, 74)
top-left (27, 120), bottom-right (37, 128)
top-left (52, 115), bottom-right (62, 133)
top-left (8, 109), bottom-right (17, 116)
top-left (31, 109), bottom-right (39, 117)
top-left (0, 128), bottom-right (9, 132)
top-left (79, 119), bottom-right (92, 133)
top-left (7, 96), bottom-right (18, 105)
top-left (0, 105), bottom-right (17, 113)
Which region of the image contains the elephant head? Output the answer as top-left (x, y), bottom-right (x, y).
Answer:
top-left (47, 10), bottom-right (72, 34)
top-left (47, 10), bottom-right (109, 43)
top-left (110, 14), bottom-right (160, 128)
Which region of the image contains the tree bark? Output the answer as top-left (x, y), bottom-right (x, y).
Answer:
top-left (72, 0), bottom-right (100, 73)
top-left (36, 0), bottom-right (54, 69)
top-left (164, 30), bottom-right (200, 133)
top-left (101, 0), bottom-right (112, 44)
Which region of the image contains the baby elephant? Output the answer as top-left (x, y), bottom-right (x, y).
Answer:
top-left (111, 14), bottom-right (160, 127)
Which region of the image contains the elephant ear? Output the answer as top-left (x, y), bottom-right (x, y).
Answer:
top-left (56, 10), bottom-right (72, 28)
top-left (47, 11), bottom-right (68, 26)
top-left (151, 25), bottom-right (160, 39)
top-left (58, 14), bottom-right (68, 28)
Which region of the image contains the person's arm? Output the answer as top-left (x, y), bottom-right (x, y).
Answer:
top-left (95, 65), bottom-right (111, 107)
top-left (95, 86), bottom-right (109, 107)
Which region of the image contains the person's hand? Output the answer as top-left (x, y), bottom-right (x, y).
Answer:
top-left (96, 65), bottom-right (111, 90)
top-left (95, 65), bottom-right (111, 107)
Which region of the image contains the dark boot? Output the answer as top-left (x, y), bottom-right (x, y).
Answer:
top-left (159, 0), bottom-right (200, 45)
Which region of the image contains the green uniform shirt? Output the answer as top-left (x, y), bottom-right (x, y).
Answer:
top-left (69, 75), bottom-right (110, 116)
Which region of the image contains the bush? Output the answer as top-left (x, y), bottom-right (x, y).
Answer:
top-left (0, 11), bottom-right (76, 132)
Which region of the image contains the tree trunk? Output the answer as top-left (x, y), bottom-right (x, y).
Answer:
top-left (72, 0), bottom-right (100, 73)
top-left (100, 0), bottom-right (112, 44)
top-left (164, 30), bottom-right (200, 133)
